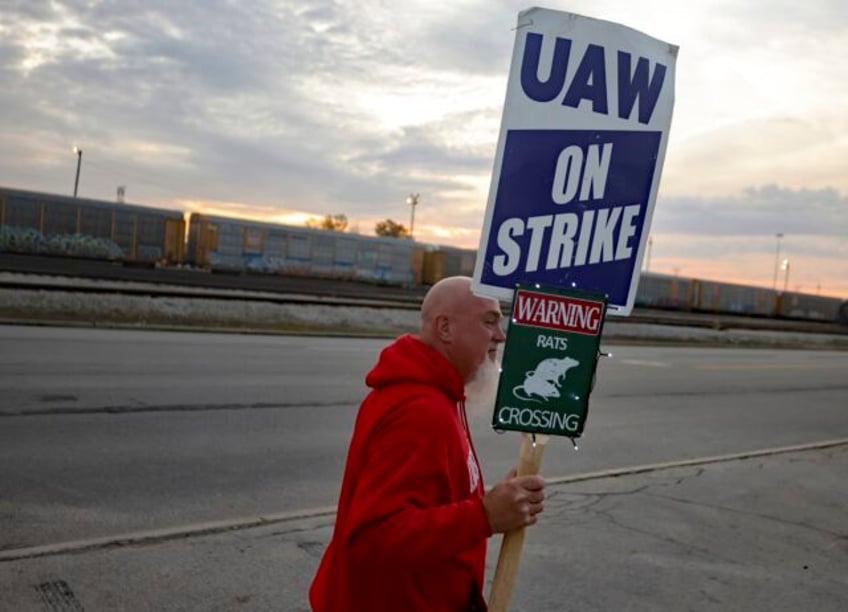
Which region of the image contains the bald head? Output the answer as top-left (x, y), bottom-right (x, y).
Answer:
top-left (419, 276), bottom-right (505, 382)
top-left (421, 276), bottom-right (476, 329)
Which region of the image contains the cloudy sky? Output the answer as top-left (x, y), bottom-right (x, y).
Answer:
top-left (1, 0), bottom-right (846, 297)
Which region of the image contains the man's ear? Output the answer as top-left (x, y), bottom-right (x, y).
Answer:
top-left (435, 314), bottom-right (453, 343)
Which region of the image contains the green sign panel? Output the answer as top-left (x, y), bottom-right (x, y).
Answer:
top-left (492, 284), bottom-right (607, 438)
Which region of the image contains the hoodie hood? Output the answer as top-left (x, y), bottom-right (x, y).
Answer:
top-left (365, 334), bottom-right (465, 403)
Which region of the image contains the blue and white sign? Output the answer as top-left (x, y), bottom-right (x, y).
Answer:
top-left (472, 8), bottom-right (678, 315)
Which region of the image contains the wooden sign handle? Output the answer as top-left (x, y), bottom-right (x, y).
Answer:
top-left (488, 432), bottom-right (549, 611)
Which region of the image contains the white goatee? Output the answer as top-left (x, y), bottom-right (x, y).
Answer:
top-left (464, 356), bottom-right (502, 419)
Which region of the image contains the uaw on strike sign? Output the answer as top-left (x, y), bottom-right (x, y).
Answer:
top-left (473, 8), bottom-right (678, 316)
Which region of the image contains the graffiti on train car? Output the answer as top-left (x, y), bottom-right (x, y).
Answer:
top-left (0, 187), bottom-right (184, 264)
top-left (187, 213), bottom-right (418, 284)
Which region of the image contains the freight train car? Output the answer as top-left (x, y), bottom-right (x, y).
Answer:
top-left (689, 278), bottom-right (776, 315)
top-left (420, 245), bottom-right (477, 285)
top-left (186, 213), bottom-right (421, 284)
top-left (773, 290), bottom-right (845, 321)
top-left (636, 271), bottom-right (843, 321)
top-left (633, 272), bottom-right (694, 310)
top-left (0, 186), bottom-right (185, 264)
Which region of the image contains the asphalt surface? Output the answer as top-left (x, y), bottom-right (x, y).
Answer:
top-left (1, 325), bottom-right (847, 610)
top-left (2, 326), bottom-right (848, 551)
top-left (1, 441), bottom-right (846, 611)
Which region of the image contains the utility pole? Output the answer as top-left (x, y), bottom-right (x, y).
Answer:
top-left (407, 193), bottom-right (419, 239)
top-left (73, 146), bottom-right (83, 198)
top-left (781, 259), bottom-right (790, 294)
top-left (772, 232), bottom-right (783, 290)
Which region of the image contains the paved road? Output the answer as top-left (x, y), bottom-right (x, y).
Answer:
top-left (1, 325), bottom-right (847, 552)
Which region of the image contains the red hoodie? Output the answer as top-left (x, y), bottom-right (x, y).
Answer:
top-left (309, 334), bottom-right (492, 611)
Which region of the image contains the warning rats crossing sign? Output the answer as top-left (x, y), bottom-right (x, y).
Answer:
top-left (472, 8), bottom-right (678, 315)
top-left (493, 284), bottom-right (606, 438)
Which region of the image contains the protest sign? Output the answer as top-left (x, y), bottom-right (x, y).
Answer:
top-left (483, 10), bottom-right (678, 610)
top-left (473, 7), bottom-right (677, 316)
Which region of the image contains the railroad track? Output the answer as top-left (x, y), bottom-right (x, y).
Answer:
top-left (0, 275), bottom-right (421, 311)
top-left (1, 253), bottom-right (846, 335)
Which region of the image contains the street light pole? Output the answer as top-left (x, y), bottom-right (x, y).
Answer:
top-left (772, 232), bottom-right (783, 291)
top-left (782, 259), bottom-right (790, 294)
top-left (407, 193), bottom-right (419, 239)
top-left (73, 146), bottom-right (83, 198)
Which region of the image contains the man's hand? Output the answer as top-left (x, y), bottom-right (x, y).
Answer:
top-left (482, 472), bottom-right (546, 533)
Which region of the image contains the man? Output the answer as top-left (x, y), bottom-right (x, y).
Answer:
top-left (310, 276), bottom-right (545, 611)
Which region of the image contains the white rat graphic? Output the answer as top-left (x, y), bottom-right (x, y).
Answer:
top-left (513, 356), bottom-right (580, 403)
